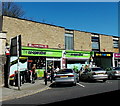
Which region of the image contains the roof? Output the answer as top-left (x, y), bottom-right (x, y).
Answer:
top-left (3, 15), bottom-right (119, 37)
top-left (3, 15), bottom-right (65, 29)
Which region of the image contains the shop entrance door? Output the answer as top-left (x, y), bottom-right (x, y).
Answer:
top-left (115, 60), bottom-right (118, 67)
top-left (46, 58), bottom-right (61, 72)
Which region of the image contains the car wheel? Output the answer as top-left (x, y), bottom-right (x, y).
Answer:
top-left (73, 82), bottom-right (76, 86)
top-left (103, 79), bottom-right (106, 82)
top-left (77, 78), bottom-right (79, 83)
top-left (88, 76), bottom-right (92, 81)
top-left (80, 74), bottom-right (85, 81)
top-left (108, 75), bottom-right (113, 80)
top-left (112, 77), bottom-right (117, 80)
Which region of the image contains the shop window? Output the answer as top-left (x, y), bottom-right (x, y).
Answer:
top-left (65, 33), bottom-right (74, 50)
top-left (28, 57), bottom-right (46, 70)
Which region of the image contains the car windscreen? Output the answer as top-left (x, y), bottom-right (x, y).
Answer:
top-left (92, 68), bottom-right (103, 71)
top-left (57, 69), bottom-right (73, 74)
top-left (113, 67), bottom-right (120, 71)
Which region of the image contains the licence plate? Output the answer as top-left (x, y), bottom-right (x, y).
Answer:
top-left (60, 76), bottom-right (68, 78)
top-left (96, 73), bottom-right (104, 75)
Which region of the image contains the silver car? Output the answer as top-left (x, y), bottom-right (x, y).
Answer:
top-left (54, 69), bottom-right (79, 85)
top-left (107, 67), bottom-right (120, 79)
top-left (80, 67), bottom-right (108, 82)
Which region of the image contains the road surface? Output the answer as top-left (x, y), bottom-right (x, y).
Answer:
top-left (2, 80), bottom-right (120, 106)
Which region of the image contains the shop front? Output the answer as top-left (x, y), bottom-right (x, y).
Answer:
top-left (113, 53), bottom-right (120, 67)
top-left (93, 52), bottom-right (113, 69)
top-left (22, 47), bottom-right (62, 78)
top-left (22, 47), bottom-right (93, 73)
top-left (62, 50), bottom-right (92, 71)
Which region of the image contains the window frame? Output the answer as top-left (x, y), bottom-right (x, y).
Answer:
top-left (91, 34), bottom-right (100, 52)
top-left (113, 39), bottom-right (119, 48)
top-left (64, 33), bottom-right (74, 50)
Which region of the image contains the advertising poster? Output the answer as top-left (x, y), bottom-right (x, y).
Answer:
top-left (9, 56), bottom-right (27, 79)
top-left (67, 64), bottom-right (83, 72)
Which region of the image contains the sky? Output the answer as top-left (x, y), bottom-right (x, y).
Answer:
top-left (15, 2), bottom-right (118, 36)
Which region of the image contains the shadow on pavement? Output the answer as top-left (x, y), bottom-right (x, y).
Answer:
top-left (2, 90), bottom-right (120, 106)
top-left (79, 80), bottom-right (107, 83)
top-left (40, 90), bottom-right (120, 106)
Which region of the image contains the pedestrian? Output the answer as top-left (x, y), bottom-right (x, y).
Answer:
top-left (80, 65), bottom-right (84, 73)
top-left (55, 66), bottom-right (59, 72)
top-left (50, 65), bottom-right (55, 83)
top-left (14, 71), bottom-right (21, 86)
top-left (31, 64), bottom-right (36, 84)
top-left (84, 65), bottom-right (90, 73)
top-left (21, 71), bottom-right (26, 84)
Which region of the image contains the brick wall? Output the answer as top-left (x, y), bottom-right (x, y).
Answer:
top-left (100, 35), bottom-right (113, 52)
top-left (2, 16), bottom-right (119, 52)
top-left (0, 32), bottom-right (6, 87)
top-left (0, 55), bottom-right (6, 87)
top-left (3, 16), bottom-right (65, 49)
top-left (113, 48), bottom-right (119, 53)
top-left (74, 30), bottom-right (92, 51)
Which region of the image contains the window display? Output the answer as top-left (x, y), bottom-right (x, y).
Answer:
top-left (28, 57), bottom-right (46, 70)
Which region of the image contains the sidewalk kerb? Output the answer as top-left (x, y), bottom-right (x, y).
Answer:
top-left (1, 81), bottom-right (52, 102)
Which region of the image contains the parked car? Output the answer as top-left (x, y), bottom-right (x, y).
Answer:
top-left (106, 67), bottom-right (120, 79)
top-left (54, 69), bottom-right (79, 85)
top-left (80, 67), bottom-right (108, 82)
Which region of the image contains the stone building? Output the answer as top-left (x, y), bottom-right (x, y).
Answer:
top-left (2, 16), bottom-right (119, 53)
top-left (0, 32), bottom-right (6, 86)
top-left (1, 16), bottom-right (120, 74)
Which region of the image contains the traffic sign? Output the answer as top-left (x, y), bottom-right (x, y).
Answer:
top-left (10, 35), bottom-right (21, 56)
top-left (10, 35), bottom-right (21, 90)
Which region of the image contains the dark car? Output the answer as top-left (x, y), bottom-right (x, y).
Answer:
top-left (107, 67), bottom-right (120, 79)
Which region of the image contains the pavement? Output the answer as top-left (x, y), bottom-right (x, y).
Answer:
top-left (2, 80), bottom-right (119, 105)
top-left (0, 79), bottom-right (51, 102)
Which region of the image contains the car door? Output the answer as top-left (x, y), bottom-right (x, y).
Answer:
top-left (81, 70), bottom-right (89, 80)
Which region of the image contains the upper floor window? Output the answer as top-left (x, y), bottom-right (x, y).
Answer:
top-left (113, 37), bottom-right (119, 48)
top-left (113, 40), bottom-right (119, 48)
top-left (91, 34), bottom-right (100, 52)
top-left (65, 33), bottom-right (74, 50)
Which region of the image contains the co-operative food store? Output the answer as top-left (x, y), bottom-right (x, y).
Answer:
top-left (21, 46), bottom-right (92, 74)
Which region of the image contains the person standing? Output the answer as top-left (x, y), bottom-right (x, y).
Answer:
top-left (50, 66), bottom-right (55, 83)
top-left (31, 64), bottom-right (36, 84)
top-left (55, 66), bottom-right (59, 72)
top-left (84, 65), bottom-right (90, 73)
top-left (80, 65), bottom-right (84, 73)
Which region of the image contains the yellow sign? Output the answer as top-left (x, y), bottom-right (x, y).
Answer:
top-left (96, 53), bottom-right (111, 56)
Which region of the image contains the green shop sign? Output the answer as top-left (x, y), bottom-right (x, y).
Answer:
top-left (22, 47), bottom-right (62, 57)
top-left (65, 50), bottom-right (92, 58)
top-left (22, 47), bottom-right (93, 58)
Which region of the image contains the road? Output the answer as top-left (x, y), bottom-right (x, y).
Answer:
top-left (2, 80), bottom-right (120, 106)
